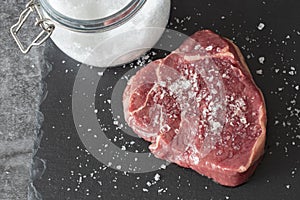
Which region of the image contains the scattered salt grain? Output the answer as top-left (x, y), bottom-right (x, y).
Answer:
top-left (289, 71), bottom-right (295, 76)
top-left (258, 56), bottom-right (265, 64)
top-left (158, 188), bottom-right (164, 193)
top-left (154, 173), bottom-right (161, 181)
top-left (130, 141), bottom-right (135, 145)
top-left (256, 69), bottom-right (263, 75)
top-left (257, 22), bottom-right (265, 30)
top-left (160, 124), bottom-right (171, 133)
top-left (160, 164), bottom-right (167, 169)
top-left (146, 181), bottom-right (152, 187)
top-left (116, 165), bottom-right (122, 170)
top-left (205, 45), bottom-right (213, 51)
top-left (97, 72), bottom-right (104, 76)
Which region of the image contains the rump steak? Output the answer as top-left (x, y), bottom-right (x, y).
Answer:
top-left (123, 30), bottom-right (267, 187)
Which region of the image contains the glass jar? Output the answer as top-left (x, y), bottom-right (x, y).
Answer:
top-left (11, 0), bottom-right (171, 67)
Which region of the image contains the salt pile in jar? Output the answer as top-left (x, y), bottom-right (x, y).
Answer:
top-left (44, 0), bottom-right (171, 67)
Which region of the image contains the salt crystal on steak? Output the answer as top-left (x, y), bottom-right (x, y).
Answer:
top-left (123, 30), bottom-right (267, 187)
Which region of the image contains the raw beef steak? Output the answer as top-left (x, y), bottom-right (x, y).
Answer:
top-left (123, 30), bottom-right (266, 187)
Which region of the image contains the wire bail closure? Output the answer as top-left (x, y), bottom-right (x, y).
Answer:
top-left (10, 0), bottom-right (55, 54)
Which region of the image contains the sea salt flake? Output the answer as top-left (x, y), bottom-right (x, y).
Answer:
top-left (146, 181), bottom-right (152, 187)
top-left (160, 124), bottom-right (171, 133)
top-left (158, 188), bottom-right (164, 193)
top-left (205, 45), bottom-right (213, 51)
top-left (130, 141), bottom-right (135, 145)
top-left (194, 44), bottom-right (201, 50)
top-left (257, 22), bottom-right (265, 30)
top-left (289, 71), bottom-right (295, 75)
top-left (160, 164), bottom-right (167, 169)
top-left (240, 116), bottom-right (247, 124)
top-left (116, 165), bottom-right (122, 170)
top-left (154, 173), bottom-right (161, 181)
top-left (258, 56), bottom-right (265, 64)
top-left (256, 69), bottom-right (263, 75)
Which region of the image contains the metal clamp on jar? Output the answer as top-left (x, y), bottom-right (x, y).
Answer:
top-left (11, 0), bottom-right (171, 67)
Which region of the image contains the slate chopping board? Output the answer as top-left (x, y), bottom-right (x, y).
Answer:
top-left (32, 0), bottom-right (300, 199)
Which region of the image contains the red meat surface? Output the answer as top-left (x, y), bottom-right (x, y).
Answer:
top-left (123, 30), bottom-right (267, 187)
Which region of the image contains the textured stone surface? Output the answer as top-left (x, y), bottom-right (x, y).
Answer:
top-left (0, 1), bottom-right (44, 199)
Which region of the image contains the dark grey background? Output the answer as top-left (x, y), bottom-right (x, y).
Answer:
top-left (4, 0), bottom-right (300, 200)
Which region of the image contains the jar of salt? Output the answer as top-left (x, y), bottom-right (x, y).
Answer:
top-left (11, 0), bottom-right (171, 67)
